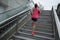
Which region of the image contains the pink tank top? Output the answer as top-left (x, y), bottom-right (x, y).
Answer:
top-left (32, 8), bottom-right (38, 18)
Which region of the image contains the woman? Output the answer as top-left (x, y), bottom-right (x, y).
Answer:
top-left (31, 3), bottom-right (40, 35)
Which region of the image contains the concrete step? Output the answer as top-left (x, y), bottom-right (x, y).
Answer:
top-left (38, 21), bottom-right (52, 23)
top-left (25, 24), bottom-right (52, 29)
top-left (26, 22), bottom-right (52, 26)
top-left (9, 36), bottom-right (25, 40)
top-left (28, 16), bottom-right (52, 22)
top-left (13, 35), bottom-right (48, 40)
top-left (19, 29), bottom-right (54, 38)
top-left (39, 18), bottom-right (52, 20)
top-left (25, 25), bottom-right (53, 30)
top-left (40, 13), bottom-right (51, 16)
top-left (38, 19), bottom-right (52, 22)
top-left (38, 18), bottom-right (52, 21)
top-left (40, 12), bottom-right (51, 15)
top-left (29, 18), bottom-right (52, 21)
top-left (39, 15), bottom-right (51, 16)
top-left (38, 22), bottom-right (52, 25)
top-left (26, 25), bottom-right (52, 29)
top-left (40, 10), bottom-right (51, 16)
top-left (9, 36), bottom-right (34, 40)
top-left (37, 21), bottom-right (52, 24)
top-left (23, 26), bottom-right (53, 34)
top-left (14, 31), bottom-right (54, 40)
top-left (28, 20), bottom-right (52, 24)
top-left (39, 16), bottom-right (51, 18)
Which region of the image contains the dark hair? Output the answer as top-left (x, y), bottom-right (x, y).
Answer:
top-left (35, 4), bottom-right (38, 8)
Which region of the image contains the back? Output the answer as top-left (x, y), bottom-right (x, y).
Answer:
top-left (32, 8), bottom-right (39, 18)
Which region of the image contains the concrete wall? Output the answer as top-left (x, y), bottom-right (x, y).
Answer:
top-left (0, 6), bottom-right (5, 13)
top-left (0, 0), bottom-right (29, 12)
top-left (0, 0), bottom-right (30, 22)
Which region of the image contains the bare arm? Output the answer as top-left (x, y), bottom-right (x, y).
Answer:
top-left (38, 10), bottom-right (40, 13)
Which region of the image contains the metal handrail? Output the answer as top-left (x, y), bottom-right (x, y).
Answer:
top-left (0, 8), bottom-right (30, 28)
top-left (0, 2), bottom-right (32, 40)
top-left (0, 7), bottom-right (30, 40)
top-left (0, 3), bottom-right (29, 14)
top-left (0, 2), bottom-right (30, 24)
top-left (0, 2), bottom-right (30, 23)
top-left (52, 6), bottom-right (60, 39)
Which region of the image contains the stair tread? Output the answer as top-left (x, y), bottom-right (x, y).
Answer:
top-left (29, 19), bottom-right (52, 22)
top-left (24, 25), bottom-right (53, 30)
top-left (29, 21), bottom-right (52, 24)
top-left (39, 16), bottom-right (51, 18)
top-left (26, 23), bottom-right (52, 26)
top-left (19, 28), bottom-right (54, 35)
top-left (10, 35), bottom-right (34, 40)
top-left (14, 35), bottom-right (34, 40)
top-left (22, 26), bottom-right (53, 34)
top-left (18, 30), bottom-right (54, 38)
top-left (9, 37), bottom-right (25, 40)
top-left (15, 31), bottom-right (54, 40)
top-left (26, 24), bottom-right (52, 27)
top-left (13, 35), bottom-right (48, 40)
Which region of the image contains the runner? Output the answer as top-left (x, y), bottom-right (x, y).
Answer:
top-left (31, 3), bottom-right (40, 36)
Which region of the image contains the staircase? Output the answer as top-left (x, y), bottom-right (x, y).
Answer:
top-left (9, 10), bottom-right (55, 40)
